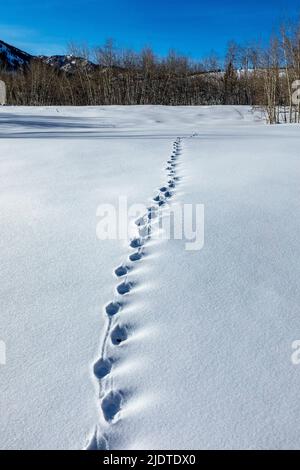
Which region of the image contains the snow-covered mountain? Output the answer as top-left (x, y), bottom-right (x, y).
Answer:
top-left (0, 39), bottom-right (96, 73)
top-left (0, 40), bottom-right (32, 70)
top-left (39, 54), bottom-right (97, 73)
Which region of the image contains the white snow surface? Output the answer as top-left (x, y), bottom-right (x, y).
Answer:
top-left (1, 105), bottom-right (300, 450)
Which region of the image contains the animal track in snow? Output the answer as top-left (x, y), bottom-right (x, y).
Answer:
top-left (153, 196), bottom-right (165, 207)
top-left (116, 281), bottom-right (133, 295)
top-left (114, 265), bottom-right (129, 277)
top-left (130, 238), bottom-right (144, 249)
top-left (86, 428), bottom-right (109, 450)
top-left (105, 301), bottom-right (121, 316)
top-left (147, 212), bottom-right (156, 221)
top-left (111, 324), bottom-right (128, 345)
top-left (93, 357), bottom-right (112, 380)
top-left (88, 136), bottom-right (185, 449)
top-left (129, 249), bottom-right (143, 262)
top-left (101, 391), bottom-right (123, 422)
top-left (147, 206), bottom-right (158, 220)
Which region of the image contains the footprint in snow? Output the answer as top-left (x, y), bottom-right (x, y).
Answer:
top-left (105, 301), bottom-right (121, 316)
top-left (114, 265), bottom-right (129, 277)
top-left (129, 250), bottom-right (143, 262)
top-left (86, 429), bottom-right (109, 450)
top-left (130, 238), bottom-right (144, 249)
top-left (93, 357), bottom-right (112, 380)
top-left (117, 281), bottom-right (133, 295)
top-left (147, 207), bottom-right (158, 220)
top-left (148, 212), bottom-right (157, 221)
top-left (101, 390), bottom-right (123, 422)
top-left (153, 196), bottom-right (164, 206)
top-left (111, 324), bottom-right (128, 345)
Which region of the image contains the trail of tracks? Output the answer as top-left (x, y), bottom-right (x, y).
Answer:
top-left (86, 135), bottom-right (193, 450)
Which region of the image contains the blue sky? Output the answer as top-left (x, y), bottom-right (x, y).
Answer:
top-left (1, 0), bottom-right (300, 59)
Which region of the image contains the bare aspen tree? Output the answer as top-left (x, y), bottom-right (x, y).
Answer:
top-left (281, 26), bottom-right (295, 122)
top-left (261, 37), bottom-right (281, 124)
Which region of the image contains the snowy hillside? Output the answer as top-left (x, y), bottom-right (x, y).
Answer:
top-left (0, 39), bottom-right (95, 72)
top-left (39, 54), bottom-right (97, 73)
top-left (0, 40), bottom-right (32, 70)
top-left (0, 106), bottom-right (300, 450)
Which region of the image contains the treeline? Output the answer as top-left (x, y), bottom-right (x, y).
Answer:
top-left (1, 21), bottom-right (300, 123)
top-left (0, 40), bottom-right (263, 107)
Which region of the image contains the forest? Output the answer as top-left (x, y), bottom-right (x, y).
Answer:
top-left (1, 21), bottom-right (300, 123)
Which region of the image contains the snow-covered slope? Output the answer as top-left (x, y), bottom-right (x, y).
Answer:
top-left (0, 40), bottom-right (32, 70)
top-left (39, 54), bottom-right (97, 73)
top-left (0, 106), bottom-right (300, 450)
top-left (0, 39), bottom-right (95, 73)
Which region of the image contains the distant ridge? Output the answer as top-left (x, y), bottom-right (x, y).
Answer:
top-left (0, 39), bottom-right (96, 73)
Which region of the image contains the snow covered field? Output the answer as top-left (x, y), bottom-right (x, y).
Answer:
top-left (1, 105), bottom-right (300, 450)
